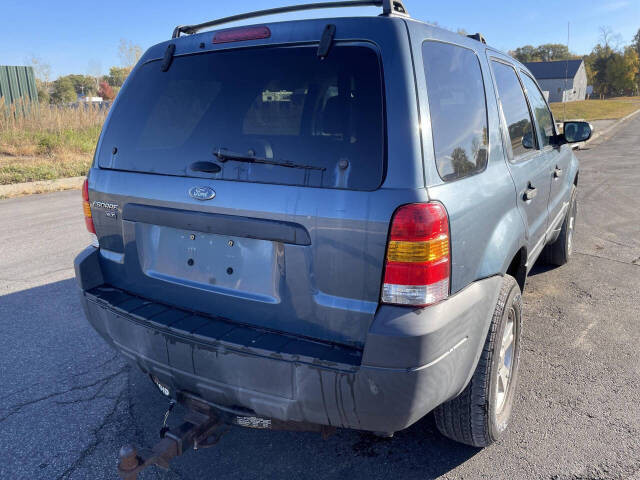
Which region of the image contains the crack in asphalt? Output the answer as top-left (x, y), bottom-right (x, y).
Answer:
top-left (0, 380), bottom-right (43, 401)
top-left (0, 365), bottom-right (129, 424)
top-left (53, 365), bottom-right (193, 480)
top-left (54, 374), bottom-right (130, 480)
top-left (574, 251), bottom-right (640, 267)
top-left (69, 353), bottom-right (119, 378)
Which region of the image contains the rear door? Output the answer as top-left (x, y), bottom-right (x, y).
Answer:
top-left (88, 20), bottom-right (425, 348)
top-left (519, 71), bottom-right (572, 233)
top-left (488, 57), bottom-right (553, 267)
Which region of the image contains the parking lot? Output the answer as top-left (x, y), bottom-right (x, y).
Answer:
top-left (1, 114), bottom-right (639, 479)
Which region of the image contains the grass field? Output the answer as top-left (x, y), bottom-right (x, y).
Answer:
top-left (1, 96), bottom-right (640, 187)
top-left (550, 96), bottom-right (640, 122)
top-left (0, 100), bottom-right (106, 185)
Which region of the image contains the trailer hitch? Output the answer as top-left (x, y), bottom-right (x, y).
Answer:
top-left (117, 392), bottom-right (336, 478)
top-left (117, 408), bottom-right (227, 479)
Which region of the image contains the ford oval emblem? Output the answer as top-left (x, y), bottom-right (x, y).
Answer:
top-left (189, 186), bottom-right (216, 201)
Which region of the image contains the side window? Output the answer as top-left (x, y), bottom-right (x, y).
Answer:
top-left (491, 60), bottom-right (535, 160)
top-left (422, 41), bottom-right (488, 182)
top-left (520, 73), bottom-right (555, 148)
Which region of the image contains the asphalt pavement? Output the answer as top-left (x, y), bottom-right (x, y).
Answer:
top-left (1, 114), bottom-right (639, 479)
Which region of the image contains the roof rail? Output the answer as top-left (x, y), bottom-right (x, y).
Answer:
top-left (172, 0), bottom-right (410, 38)
top-left (467, 32), bottom-right (487, 44)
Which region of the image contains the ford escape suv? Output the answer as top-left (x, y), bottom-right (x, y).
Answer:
top-left (75, 0), bottom-right (591, 448)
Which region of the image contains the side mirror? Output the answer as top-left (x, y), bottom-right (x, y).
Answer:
top-left (562, 121), bottom-right (592, 144)
top-left (522, 131), bottom-right (535, 149)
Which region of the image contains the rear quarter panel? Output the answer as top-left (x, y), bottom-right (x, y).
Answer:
top-left (406, 21), bottom-right (526, 293)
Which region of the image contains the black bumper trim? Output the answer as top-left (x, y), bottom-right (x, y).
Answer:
top-left (86, 284), bottom-right (362, 369)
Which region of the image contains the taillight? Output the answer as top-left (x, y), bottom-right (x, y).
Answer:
top-left (82, 178), bottom-right (96, 234)
top-left (382, 202), bottom-right (450, 307)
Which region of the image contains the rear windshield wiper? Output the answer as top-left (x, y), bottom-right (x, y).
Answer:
top-left (213, 148), bottom-right (325, 171)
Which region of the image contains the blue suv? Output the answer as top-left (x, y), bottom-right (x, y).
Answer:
top-left (75, 0), bottom-right (591, 452)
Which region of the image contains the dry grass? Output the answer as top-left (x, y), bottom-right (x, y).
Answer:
top-left (550, 96), bottom-right (640, 122)
top-left (0, 99), bottom-right (107, 184)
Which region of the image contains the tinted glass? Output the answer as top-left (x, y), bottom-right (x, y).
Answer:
top-left (521, 73), bottom-right (555, 147)
top-left (98, 46), bottom-right (384, 190)
top-left (491, 61), bottom-right (535, 159)
top-left (422, 42), bottom-right (488, 181)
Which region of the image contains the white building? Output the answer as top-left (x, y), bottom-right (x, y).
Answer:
top-left (523, 59), bottom-right (587, 103)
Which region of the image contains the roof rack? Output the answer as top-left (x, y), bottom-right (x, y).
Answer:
top-left (467, 32), bottom-right (487, 44)
top-left (172, 0), bottom-right (410, 38)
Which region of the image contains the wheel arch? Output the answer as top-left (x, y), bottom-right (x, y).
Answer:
top-left (475, 206), bottom-right (527, 292)
top-left (505, 247), bottom-right (527, 293)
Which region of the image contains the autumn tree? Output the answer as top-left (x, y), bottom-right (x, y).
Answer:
top-left (585, 29), bottom-right (640, 98)
top-left (607, 47), bottom-right (640, 95)
top-left (118, 39), bottom-right (143, 69)
top-left (98, 81), bottom-right (115, 101)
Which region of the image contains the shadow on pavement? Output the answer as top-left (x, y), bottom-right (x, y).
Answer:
top-left (0, 279), bottom-right (480, 479)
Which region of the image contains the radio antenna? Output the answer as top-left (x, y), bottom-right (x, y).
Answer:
top-left (564, 21), bottom-right (570, 121)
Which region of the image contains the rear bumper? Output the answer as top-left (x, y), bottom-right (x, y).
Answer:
top-left (75, 246), bottom-right (502, 432)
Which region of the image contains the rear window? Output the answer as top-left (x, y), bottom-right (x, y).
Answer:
top-left (98, 45), bottom-right (385, 190)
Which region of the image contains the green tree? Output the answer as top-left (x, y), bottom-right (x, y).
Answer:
top-left (586, 44), bottom-right (615, 98)
top-left (511, 43), bottom-right (577, 63)
top-left (450, 147), bottom-right (475, 178)
top-left (585, 41), bottom-right (639, 98)
top-left (107, 66), bottom-right (130, 87)
top-left (634, 28), bottom-right (640, 57)
top-left (36, 82), bottom-right (50, 104)
top-left (535, 43), bottom-right (574, 62)
top-left (58, 74), bottom-right (97, 96)
top-left (50, 77), bottom-right (77, 104)
top-left (607, 47), bottom-right (640, 95)
top-left (511, 45), bottom-right (540, 63)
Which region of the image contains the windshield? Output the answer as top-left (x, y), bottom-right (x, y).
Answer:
top-left (97, 44), bottom-right (385, 190)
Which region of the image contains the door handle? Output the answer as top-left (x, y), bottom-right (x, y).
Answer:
top-left (554, 166), bottom-right (563, 178)
top-left (524, 183), bottom-right (537, 201)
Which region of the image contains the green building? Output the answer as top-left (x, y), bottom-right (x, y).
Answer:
top-left (0, 65), bottom-right (39, 107)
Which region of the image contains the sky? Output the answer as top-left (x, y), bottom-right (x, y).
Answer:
top-left (2, 0), bottom-right (639, 78)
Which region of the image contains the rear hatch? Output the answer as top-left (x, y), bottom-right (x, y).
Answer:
top-left (90, 19), bottom-right (420, 348)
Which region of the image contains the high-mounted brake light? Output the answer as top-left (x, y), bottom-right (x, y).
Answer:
top-left (82, 178), bottom-right (96, 235)
top-left (382, 203), bottom-right (450, 307)
top-left (213, 26), bottom-right (271, 44)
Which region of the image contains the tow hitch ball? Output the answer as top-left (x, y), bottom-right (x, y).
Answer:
top-left (117, 408), bottom-right (227, 480)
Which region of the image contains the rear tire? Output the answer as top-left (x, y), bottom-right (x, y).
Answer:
top-left (434, 274), bottom-right (522, 447)
top-left (543, 185), bottom-right (577, 266)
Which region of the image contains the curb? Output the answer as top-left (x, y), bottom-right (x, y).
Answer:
top-left (581, 107), bottom-right (640, 148)
top-left (0, 176), bottom-right (84, 199)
